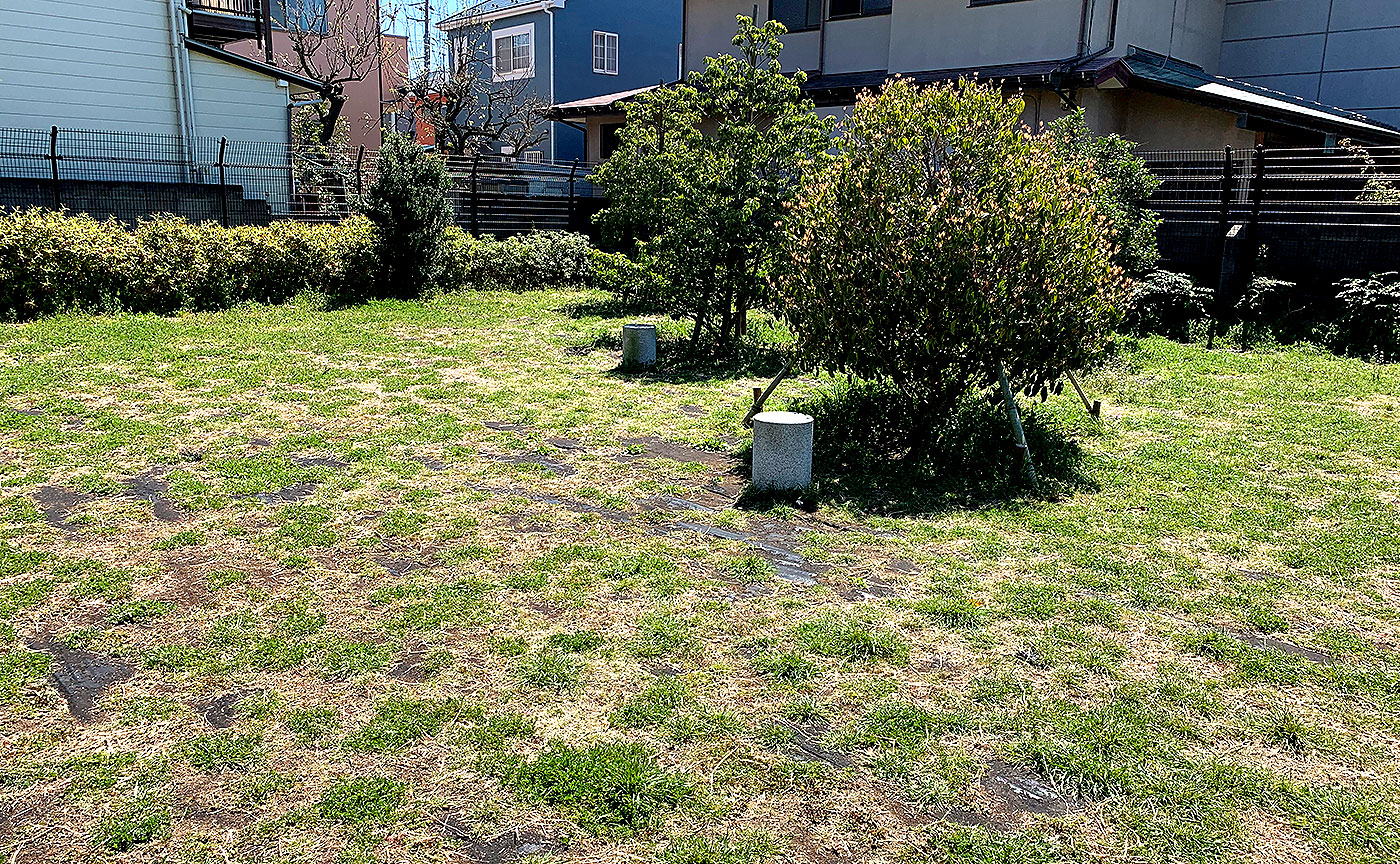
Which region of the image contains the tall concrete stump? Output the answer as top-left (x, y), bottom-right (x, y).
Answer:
top-left (751, 411), bottom-right (814, 491)
top-left (621, 324), bottom-right (657, 369)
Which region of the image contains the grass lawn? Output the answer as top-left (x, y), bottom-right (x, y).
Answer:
top-left (2, 290), bottom-right (1399, 864)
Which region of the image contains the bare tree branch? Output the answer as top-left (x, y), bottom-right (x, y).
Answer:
top-left (277, 0), bottom-right (395, 144)
top-left (400, 21), bottom-right (550, 157)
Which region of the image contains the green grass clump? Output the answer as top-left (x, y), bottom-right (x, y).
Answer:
top-left (508, 741), bottom-right (692, 834)
top-left (628, 611), bottom-right (695, 659)
top-left (611, 677), bottom-right (693, 728)
top-left (793, 611), bottom-right (908, 664)
top-left (0, 576), bottom-right (53, 614)
top-left (514, 648), bottom-right (585, 691)
top-left (106, 598), bottom-right (173, 625)
top-left (719, 554), bottom-right (774, 584)
top-left (93, 797), bottom-right (170, 852)
top-left (285, 706), bottom-right (342, 745)
top-left (547, 630), bottom-right (607, 653)
top-left (344, 697), bottom-right (458, 752)
top-left (0, 647), bottom-right (51, 702)
top-left (180, 733), bottom-right (264, 772)
top-left (911, 594), bottom-right (985, 628)
top-left (318, 776), bottom-right (406, 826)
top-left (661, 832), bottom-right (776, 864)
top-left (752, 650), bottom-right (818, 682)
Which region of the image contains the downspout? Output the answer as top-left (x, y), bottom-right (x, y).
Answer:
top-left (1053, 0), bottom-right (1120, 110)
top-left (816, 0), bottom-right (828, 76)
top-left (166, 0), bottom-right (197, 174)
top-left (547, 5), bottom-right (556, 162)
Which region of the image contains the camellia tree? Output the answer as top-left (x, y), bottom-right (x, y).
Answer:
top-left (774, 79), bottom-right (1129, 446)
top-left (592, 17), bottom-right (834, 353)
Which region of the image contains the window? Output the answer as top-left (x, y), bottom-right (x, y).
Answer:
top-left (593, 31), bottom-right (619, 75)
top-left (272, 0), bottom-right (327, 32)
top-left (770, 0), bottom-right (822, 32)
top-left (492, 23), bottom-right (534, 81)
top-left (828, 0), bottom-right (892, 18)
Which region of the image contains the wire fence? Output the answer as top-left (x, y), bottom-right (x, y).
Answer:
top-left (0, 125), bottom-right (603, 235)
top-left (1141, 145), bottom-right (1400, 286)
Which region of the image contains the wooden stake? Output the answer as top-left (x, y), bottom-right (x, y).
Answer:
top-left (1065, 370), bottom-right (1101, 418)
top-left (744, 358), bottom-right (794, 428)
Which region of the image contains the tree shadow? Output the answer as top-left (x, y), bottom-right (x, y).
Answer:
top-left (599, 336), bottom-right (789, 384)
top-left (559, 296), bottom-right (667, 320)
top-left (747, 381), bottom-right (1099, 516)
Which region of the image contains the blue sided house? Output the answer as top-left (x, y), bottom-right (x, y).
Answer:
top-left (436, 0), bottom-right (682, 163)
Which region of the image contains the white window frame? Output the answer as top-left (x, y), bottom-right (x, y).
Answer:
top-left (492, 22), bottom-right (535, 82)
top-left (593, 30), bottom-right (619, 76)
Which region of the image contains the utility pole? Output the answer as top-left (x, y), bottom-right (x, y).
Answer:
top-left (422, 0), bottom-right (431, 77)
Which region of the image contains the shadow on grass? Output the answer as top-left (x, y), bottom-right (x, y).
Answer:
top-left (559, 296), bottom-right (667, 320)
top-left (599, 336), bottom-right (789, 384)
top-left (742, 381), bottom-right (1098, 516)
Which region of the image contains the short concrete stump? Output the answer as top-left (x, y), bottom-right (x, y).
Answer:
top-left (751, 411), bottom-right (814, 492)
top-left (621, 323), bottom-right (657, 369)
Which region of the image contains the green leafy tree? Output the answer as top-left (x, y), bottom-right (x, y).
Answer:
top-left (1047, 110), bottom-right (1162, 275)
top-left (592, 17), bottom-right (834, 352)
top-left (363, 134), bottom-right (453, 300)
top-left (774, 79), bottom-right (1129, 433)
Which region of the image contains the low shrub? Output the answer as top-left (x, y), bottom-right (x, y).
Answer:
top-left (439, 229), bottom-right (595, 292)
top-left (0, 208), bottom-right (614, 320)
top-left (0, 208), bottom-right (376, 319)
top-left (1333, 272), bottom-right (1400, 360)
top-left (1123, 271), bottom-right (1213, 340)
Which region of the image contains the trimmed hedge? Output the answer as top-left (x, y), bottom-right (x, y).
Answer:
top-left (0, 209), bottom-right (375, 319)
top-left (0, 208), bottom-right (638, 321)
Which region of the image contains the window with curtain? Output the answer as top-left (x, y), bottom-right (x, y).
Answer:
top-left (493, 24), bottom-right (534, 80)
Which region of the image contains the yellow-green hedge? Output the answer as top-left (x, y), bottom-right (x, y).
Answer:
top-left (0, 208), bottom-right (651, 321)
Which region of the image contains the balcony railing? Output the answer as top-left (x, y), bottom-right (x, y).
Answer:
top-left (189, 0), bottom-right (259, 15)
top-left (186, 0), bottom-right (265, 46)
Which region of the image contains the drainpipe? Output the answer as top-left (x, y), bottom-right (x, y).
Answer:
top-left (547, 5), bottom-right (556, 162)
top-left (816, 0), bottom-right (828, 77)
top-left (166, 0), bottom-right (197, 173)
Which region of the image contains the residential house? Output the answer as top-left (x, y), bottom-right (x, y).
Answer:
top-left (226, 0), bottom-right (410, 149)
top-left (435, 0), bottom-right (684, 163)
top-left (1219, 0), bottom-right (1400, 128)
top-left (0, 0), bottom-right (321, 215)
top-left (554, 0), bottom-right (1399, 158)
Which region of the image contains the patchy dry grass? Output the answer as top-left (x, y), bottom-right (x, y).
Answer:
top-left (2, 291), bottom-right (1400, 863)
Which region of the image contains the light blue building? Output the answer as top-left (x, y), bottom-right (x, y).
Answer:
top-left (1219, 0), bottom-right (1400, 129)
top-left (437, 0), bottom-right (683, 163)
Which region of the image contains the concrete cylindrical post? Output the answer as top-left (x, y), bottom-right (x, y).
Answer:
top-left (621, 324), bottom-right (657, 369)
top-left (751, 411), bottom-right (814, 492)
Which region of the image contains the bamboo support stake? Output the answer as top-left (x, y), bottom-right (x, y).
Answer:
top-left (998, 363), bottom-right (1038, 487)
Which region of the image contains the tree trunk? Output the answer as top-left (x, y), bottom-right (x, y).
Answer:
top-left (319, 94), bottom-right (347, 145)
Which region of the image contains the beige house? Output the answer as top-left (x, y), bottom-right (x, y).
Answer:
top-left (551, 0), bottom-right (1400, 161)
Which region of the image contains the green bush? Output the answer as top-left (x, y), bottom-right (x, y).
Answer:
top-left (1123, 271), bottom-right (1213, 340)
top-left (0, 208), bottom-right (375, 320)
top-left (1334, 272), bottom-right (1400, 360)
top-left (364, 133), bottom-right (453, 300)
top-left (439, 229), bottom-right (596, 292)
top-left (0, 208), bottom-right (132, 317)
top-left (775, 79), bottom-right (1127, 427)
top-left (0, 207), bottom-right (604, 320)
top-left (588, 249), bottom-right (668, 305)
top-left (1047, 110), bottom-right (1162, 276)
top-left (1235, 275), bottom-right (1298, 347)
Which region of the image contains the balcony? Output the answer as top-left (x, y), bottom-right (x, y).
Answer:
top-left (187, 0), bottom-right (265, 46)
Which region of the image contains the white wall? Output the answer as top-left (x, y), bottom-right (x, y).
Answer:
top-left (684, 0), bottom-right (1228, 78)
top-left (0, 0), bottom-right (181, 134)
top-left (187, 51), bottom-right (290, 144)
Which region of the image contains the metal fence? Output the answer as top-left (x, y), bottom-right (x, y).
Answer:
top-left (0, 125), bottom-right (604, 236)
top-left (1141, 145), bottom-right (1400, 287)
